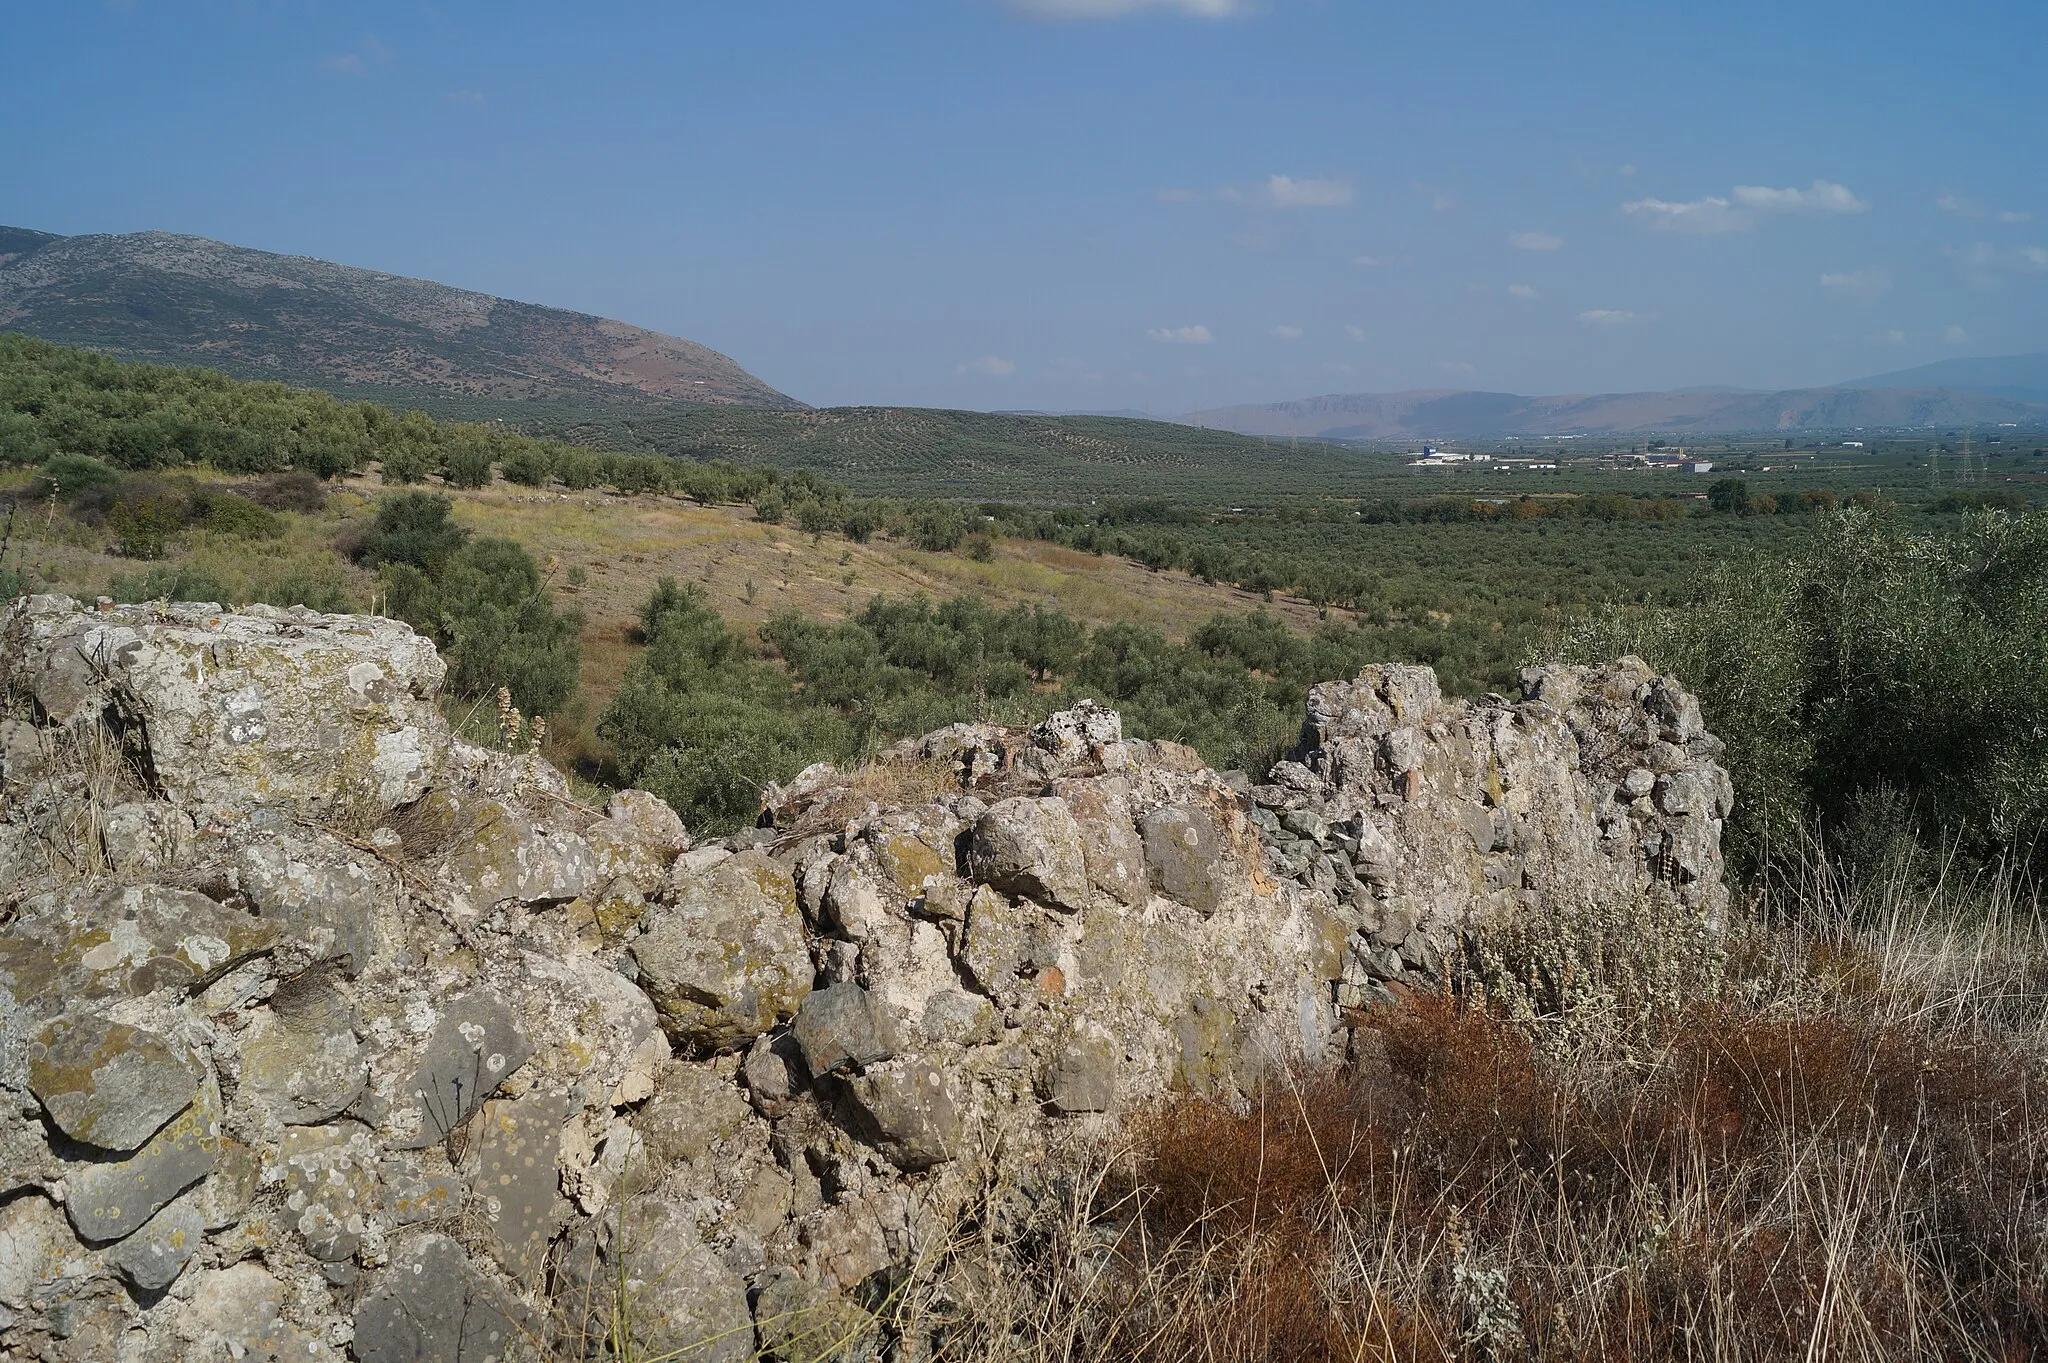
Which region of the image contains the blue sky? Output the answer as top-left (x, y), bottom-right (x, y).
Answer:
top-left (4, 0), bottom-right (2045, 411)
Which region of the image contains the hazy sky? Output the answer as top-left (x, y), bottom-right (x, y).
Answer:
top-left (6, 1), bottom-right (2045, 411)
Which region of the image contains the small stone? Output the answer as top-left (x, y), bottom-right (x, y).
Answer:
top-left (846, 1059), bottom-right (962, 1170)
top-left (1046, 1030), bottom-right (1119, 1114)
top-left (100, 801), bottom-right (192, 872)
top-left (64, 1072), bottom-right (223, 1244)
top-left (632, 850), bottom-right (812, 1053)
top-left (397, 990), bottom-right (532, 1151)
top-left (279, 1123), bottom-right (380, 1262)
top-left (741, 1033), bottom-right (805, 1117)
top-left (353, 1233), bottom-right (520, 1363)
top-left (28, 1014), bottom-right (201, 1151)
top-left (634, 1064), bottom-right (752, 1167)
top-left (103, 1199), bottom-right (204, 1291)
top-left (1655, 771), bottom-right (1706, 816)
top-left (968, 796), bottom-right (1091, 912)
top-left (1620, 767), bottom-right (1656, 801)
top-left (474, 1090), bottom-right (572, 1284)
top-left (790, 983), bottom-right (896, 1078)
top-left (237, 975), bottom-right (366, 1126)
top-left (1140, 804), bottom-right (1227, 914)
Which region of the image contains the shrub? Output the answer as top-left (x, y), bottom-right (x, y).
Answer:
top-left (354, 492), bottom-right (470, 572)
top-left (379, 447), bottom-right (432, 485)
top-left (441, 443), bottom-right (493, 489)
top-left (1559, 509), bottom-right (2048, 872)
top-left (391, 537), bottom-right (582, 715)
top-left (36, 453), bottom-right (121, 500)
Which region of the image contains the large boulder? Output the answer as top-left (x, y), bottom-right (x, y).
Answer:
top-left (967, 796), bottom-right (1090, 911)
top-left (632, 850), bottom-right (813, 1053)
top-left (2, 596), bottom-right (448, 818)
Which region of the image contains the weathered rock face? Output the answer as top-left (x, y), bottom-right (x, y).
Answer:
top-left (0, 596), bottom-right (1727, 1361)
top-left (1245, 659), bottom-right (1734, 1004)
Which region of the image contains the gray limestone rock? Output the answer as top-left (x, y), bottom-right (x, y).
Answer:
top-left (1051, 777), bottom-right (1150, 906)
top-left (103, 1198), bottom-right (204, 1290)
top-left (1046, 1029), bottom-right (1120, 1114)
top-left (1140, 804), bottom-right (1227, 914)
top-left (0, 885), bottom-right (277, 1028)
top-left (279, 1122), bottom-right (380, 1261)
top-left (179, 1262), bottom-right (339, 1361)
top-left (231, 828), bottom-right (392, 975)
top-left (790, 983), bottom-right (896, 1078)
top-left (353, 1233), bottom-right (521, 1363)
top-left (633, 850), bottom-right (812, 1053)
top-left (399, 991), bottom-right (534, 1150)
top-left (474, 1090), bottom-right (573, 1284)
top-left (237, 973), bottom-right (365, 1126)
top-left (5, 597), bottom-right (450, 817)
top-left (27, 1014), bottom-right (201, 1150)
top-left (442, 796), bottom-right (597, 909)
top-left (99, 800), bottom-right (192, 873)
top-left (968, 796), bottom-right (1090, 912)
top-left (63, 1071), bottom-right (223, 1243)
top-left (566, 1201), bottom-right (753, 1363)
top-left (846, 1058), bottom-right (963, 1170)
top-left (635, 1062), bottom-right (754, 1166)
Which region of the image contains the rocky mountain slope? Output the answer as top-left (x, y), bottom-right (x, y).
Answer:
top-left (0, 227), bottom-right (801, 410)
top-left (1182, 382), bottom-right (2048, 440)
top-left (0, 596), bottom-right (1727, 1360)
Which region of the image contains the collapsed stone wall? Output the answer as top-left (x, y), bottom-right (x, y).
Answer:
top-left (0, 597), bottom-right (1730, 1361)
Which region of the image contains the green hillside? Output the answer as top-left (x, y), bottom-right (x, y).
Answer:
top-left (498, 402), bottom-right (1377, 501)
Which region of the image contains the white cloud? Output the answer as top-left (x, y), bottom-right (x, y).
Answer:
top-left (323, 34), bottom-right (393, 76)
top-left (1507, 283), bottom-right (1540, 301)
top-left (1010, 0), bottom-right (1250, 17)
top-left (1938, 192), bottom-right (2033, 224)
top-left (1263, 175), bottom-right (1353, 209)
top-left (1626, 178), bottom-right (1865, 235)
top-left (1623, 195), bottom-right (1747, 235)
top-left (1351, 254), bottom-right (1382, 268)
top-left (955, 355), bottom-right (1017, 377)
top-left (1413, 183), bottom-right (1455, 213)
top-left (1731, 180), bottom-right (1867, 215)
top-left (1147, 325), bottom-right (1213, 344)
top-left (1509, 231), bottom-right (1563, 251)
top-left (1578, 309), bottom-right (1639, 326)
top-left (1270, 325), bottom-right (1303, 340)
top-left (1948, 241), bottom-right (2048, 281)
top-left (1865, 329), bottom-right (1908, 346)
top-left (1818, 268), bottom-right (1892, 302)
top-left (1943, 325), bottom-right (1970, 345)
top-left (1344, 324), bottom-right (1367, 342)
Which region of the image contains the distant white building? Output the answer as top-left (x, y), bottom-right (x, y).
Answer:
top-left (1842, 441), bottom-right (1865, 448)
top-left (1407, 442), bottom-right (1484, 466)
top-left (1680, 460), bottom-right (1715, 473)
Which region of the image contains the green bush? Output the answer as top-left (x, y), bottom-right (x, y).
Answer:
top-left (37, 453), bottom-right (122, 500)
top-left (1559, 510), bottom-right (2048, 872)
top-left (355, 492), bottom-right (470, 572)
top-left (379, 447), bottom-right (432, 485)
top-left (390, 537), bottom-right (582, 715)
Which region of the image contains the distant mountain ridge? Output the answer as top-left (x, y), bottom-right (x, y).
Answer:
top-left (1843, 351), bottom-right (2048, 406)
top-left (1180, 380), bottom-right (2048, 440)
top-left (0, 226), bottom-right (801, 411)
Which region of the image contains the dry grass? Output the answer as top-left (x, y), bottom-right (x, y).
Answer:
top-left (876, 863), bottom-right (2048, 1363)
